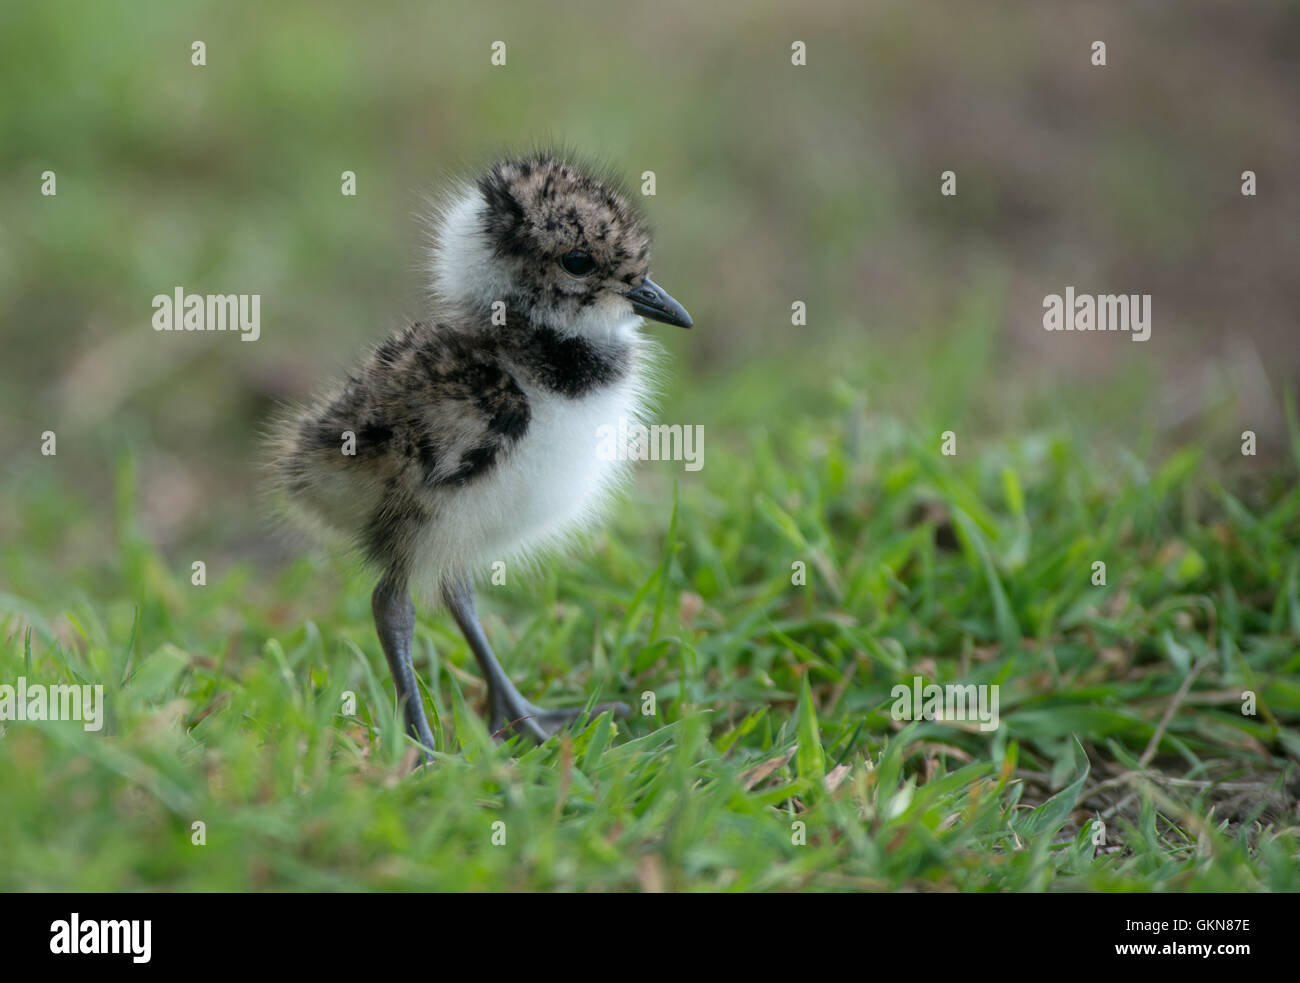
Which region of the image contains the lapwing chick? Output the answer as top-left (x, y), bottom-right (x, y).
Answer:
top-left (270, 152), bottom-right (692, 758)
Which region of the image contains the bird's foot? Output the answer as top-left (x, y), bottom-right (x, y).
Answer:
top-left (489, 692), bottom-right (630, 743)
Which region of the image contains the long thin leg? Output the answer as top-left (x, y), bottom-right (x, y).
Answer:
top-left (441, 576), bottom-right (629, 742)
top-left (372, 575), bottom-right (437, 763)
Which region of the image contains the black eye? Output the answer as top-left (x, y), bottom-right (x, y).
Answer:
top-left (559, 250), bottom-right (597, 277)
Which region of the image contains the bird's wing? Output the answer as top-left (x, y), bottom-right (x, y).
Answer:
top-left (362, 321), bottom-right (531, 489)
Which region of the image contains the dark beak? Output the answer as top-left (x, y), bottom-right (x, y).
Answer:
top-left (624, 276), bottom-right (693, 328)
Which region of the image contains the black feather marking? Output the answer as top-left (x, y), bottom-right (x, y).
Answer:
top-left (358, 421), bottom-right (393, 452)
top-left (478, 165), bottom-right (530, 257)
top-left (512, 327), bottom-right (627, 398)
top-left (446, 444), bottom-right (499, 485)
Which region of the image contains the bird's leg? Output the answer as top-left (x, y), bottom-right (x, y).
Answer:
top-left (372, 575), bottom-right (438, 765)
top-left (441, 577), bottom-right (630, 742)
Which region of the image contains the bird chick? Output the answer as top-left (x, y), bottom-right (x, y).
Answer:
top-left (268, 152), bottom-right (692, 756)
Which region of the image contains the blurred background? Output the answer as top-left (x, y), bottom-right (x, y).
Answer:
top-left (2, 0), bottom-right (1297, 593)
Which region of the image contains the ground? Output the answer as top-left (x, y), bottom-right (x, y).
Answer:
top-left (3, 384), bottom-right (1298, 890)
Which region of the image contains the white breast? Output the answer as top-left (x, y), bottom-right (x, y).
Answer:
top-left (419, 329), bottom-right (652, 585)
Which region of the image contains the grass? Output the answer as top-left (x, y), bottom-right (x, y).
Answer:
top-left (3, 381), bottom-right (1299, 891)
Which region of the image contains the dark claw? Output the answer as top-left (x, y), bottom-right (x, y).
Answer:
top-left (491, 699), bottom-right (631, 742)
